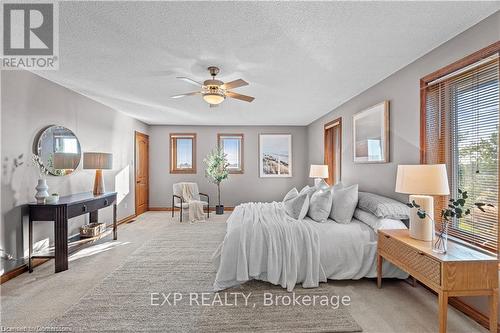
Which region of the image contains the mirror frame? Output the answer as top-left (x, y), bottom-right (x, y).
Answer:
top-left (33, 125), bottom-right (82, 176)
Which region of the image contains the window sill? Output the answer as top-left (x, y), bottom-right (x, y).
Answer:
top-left (170, 169), bottom-right (197, 174)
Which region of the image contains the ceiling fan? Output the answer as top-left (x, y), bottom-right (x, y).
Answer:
top-left (171, 66), bottom-right (255, 107)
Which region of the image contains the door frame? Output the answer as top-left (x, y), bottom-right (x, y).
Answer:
top-left (324, 117), bottom-right (342, 185)
top-left (135, 131), bottom-right (149, 215)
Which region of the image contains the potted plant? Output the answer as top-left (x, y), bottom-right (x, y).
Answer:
top-left (407, 189), bottom-right (492, 253)
top-left (204, 147), bottom-right (229, 215)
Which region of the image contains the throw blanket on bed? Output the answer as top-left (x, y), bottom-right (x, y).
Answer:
top-left (212, 202), bottom-right (326, 292)
top-left (181, 183), bottom-right (205, 223)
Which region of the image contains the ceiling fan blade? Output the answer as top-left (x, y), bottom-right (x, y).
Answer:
top-left (226, 91), bottom-right (255, 103)
top-left (222, 79), bottom-right (248, 90)
top-left (176, 77), bottom-right (203, 87)
top-left (171, 91), bottom-right (200, 99)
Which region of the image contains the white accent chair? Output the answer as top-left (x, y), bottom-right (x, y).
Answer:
top-left (172, 182), bottom-right (209, 222)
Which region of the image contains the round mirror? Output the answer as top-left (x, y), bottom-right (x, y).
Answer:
top-left (34, 125), bottom-right (82, 176)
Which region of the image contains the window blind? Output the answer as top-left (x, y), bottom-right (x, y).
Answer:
top-left (422, 56), bottom-right (499, 252)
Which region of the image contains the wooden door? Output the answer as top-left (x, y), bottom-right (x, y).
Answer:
top-left (324, 118), bottom-right (342, 185)
top-left (135, 131), bottom-right (149, 215)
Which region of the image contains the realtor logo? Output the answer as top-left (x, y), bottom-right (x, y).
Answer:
top-left (1, 2), bottom-right (59, 69)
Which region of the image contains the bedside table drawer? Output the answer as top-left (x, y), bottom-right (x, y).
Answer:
top-left (379, 234), bottom-right (441, 286)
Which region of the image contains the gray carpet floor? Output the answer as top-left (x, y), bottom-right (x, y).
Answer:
top-left (48, 217), bottom-right (361, 332)
top-left (1, 212), bottom-right (488, 332)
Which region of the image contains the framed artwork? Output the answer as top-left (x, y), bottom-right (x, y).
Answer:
top-left (259, 134), bottom-right (292, 177)
top-left (353, 101), bottom-right (389, 163)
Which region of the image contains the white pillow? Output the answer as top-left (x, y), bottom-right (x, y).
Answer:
top-left (308, 189), bottom-right (333, 223)
top-left (299, 185), bottom-right (317, 198)
top-left (283, 192), bottom-right (309, 220)
top-left (330, 184), bottom-right (358, 224)
top-left (331, 182), bottom-right (344, 192)
top-left (283, 188), bottom-right (299, 202)
top-left (354, 208), bottom-right (407, 233)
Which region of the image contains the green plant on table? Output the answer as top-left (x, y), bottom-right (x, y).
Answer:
top-left (406, 189), bottom-right (493, 250)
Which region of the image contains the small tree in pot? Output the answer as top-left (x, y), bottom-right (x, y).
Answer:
top-left (204, 147), bottom-right (229, 215)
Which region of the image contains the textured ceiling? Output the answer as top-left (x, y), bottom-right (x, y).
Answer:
top-left (34, 2), bottom-right (500, 125)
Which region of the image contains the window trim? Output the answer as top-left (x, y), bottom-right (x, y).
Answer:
top-left (170, 133), bottom-right (197, 174)
top-left (217, 133), bottom-right (244, 174)
top-left (420, 41), bottom-right (500, 162)
top-left (420, 41), bottom-right (500, 253)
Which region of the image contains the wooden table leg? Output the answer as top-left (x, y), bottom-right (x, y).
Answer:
top-left (89, 210), bottom-right (98, 223)
top-left (438, 291), bottom-right (448, 333)
top-left (113, 203), bottom-right (117, 240)
top-left (54, 206), bottom-right (68, 273)
top-left (28, 216), bottom-right (33, 273)
top-left (489, 289), bottom-right (498, 333)
top-left (377, 254), bottom-right (382, 288)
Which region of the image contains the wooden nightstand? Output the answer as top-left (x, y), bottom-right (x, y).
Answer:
top-left (377, 229), bottom-right (498, 333)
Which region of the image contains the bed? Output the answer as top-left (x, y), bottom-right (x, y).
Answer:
top-left (212, 200), bottom-right (408, 292)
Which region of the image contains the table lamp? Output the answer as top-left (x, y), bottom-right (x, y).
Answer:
top-left (83, 152), bottom-right (113, 195)
top-left (395, 164), bottom-right (449, 241)
top-left (309, 165), bottom-right (329, 186)
top-left (53, 153), bottom-right (80, 173)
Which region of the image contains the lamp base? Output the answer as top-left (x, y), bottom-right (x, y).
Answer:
top-left (409, 194), bottom-right (434, 241)
top-left (314, 178), bottom-right (322, 187)
top-left (93, 169), bottom-right (105, 195)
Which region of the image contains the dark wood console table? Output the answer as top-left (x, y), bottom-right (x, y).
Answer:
top-left (28, 192), bottom-right (117, 273)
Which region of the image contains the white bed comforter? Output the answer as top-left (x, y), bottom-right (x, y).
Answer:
top-left (213, 202), bottom-right (408, 292)
top-left (213, 202), bottom-right (326, 292)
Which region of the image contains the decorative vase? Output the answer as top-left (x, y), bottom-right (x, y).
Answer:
top-left (35, 179), bottom-right (49, 204)
top-left (216, 205), bottom-right (224, 215)
top-left (433, 223), bottom-right (448, 254)
top-left (409, 195), bottom-right (435, 241)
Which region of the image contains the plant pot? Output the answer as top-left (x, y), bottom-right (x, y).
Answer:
top-left (35, 179), bottom-right (49, 204)
top-left (215, 205), bottom-right (224, 215)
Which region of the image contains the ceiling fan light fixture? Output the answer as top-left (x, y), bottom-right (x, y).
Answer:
top-left (203, 92), bottom-right (225, 105)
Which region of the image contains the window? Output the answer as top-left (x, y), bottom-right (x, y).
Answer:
top-left (170, 133), bottom-right (196, 173)
top-left (324, 118), bottom-right (342, 185)
top-left (218, 134), bottom-right (244, 173)
top-left (54, 136), bottom-right (78, 153)
top-left (421, 43), bottom-right (499, 252)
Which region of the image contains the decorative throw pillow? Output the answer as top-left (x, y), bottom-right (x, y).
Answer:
top-left (283, 192), bottom-right (309, 220)
top-left (330, 184), bottom-right (359, 224)
top-left (308, 189), bottom-right (333, 223)
top-left (283, 188), bottom-right (299, 202)
top-left (299, 185), bottom-right (317, 198)
top-left (357, 192), bottom-right (410, 220)
top-left (331, 182), bottom-right (344, 192)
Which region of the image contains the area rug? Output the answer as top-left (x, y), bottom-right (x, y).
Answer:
top-left (49, 218), bottom-right (362, 332)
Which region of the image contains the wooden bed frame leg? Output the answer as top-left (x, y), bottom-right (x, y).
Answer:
top-left (377, 254), bottom-right (382, 288)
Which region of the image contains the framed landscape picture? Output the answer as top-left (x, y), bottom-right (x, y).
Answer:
top-left (259, 134), bottom-right (292, 177)
top-left (353, 101), bottom-right (389, 163)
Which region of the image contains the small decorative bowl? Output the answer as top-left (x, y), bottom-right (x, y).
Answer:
top-left (46, 194), bottom-right (59, 204)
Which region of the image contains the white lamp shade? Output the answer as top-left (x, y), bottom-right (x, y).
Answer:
top-left (309, 164), bottom-right (329, 178)
top-left (83, 152), bottom-right (113, 170)
top-left (395, 164), bottom-right (450, 195)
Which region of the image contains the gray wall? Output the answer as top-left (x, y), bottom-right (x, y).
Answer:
top-left (1, 70), bottom-right (149, 260)
top-left (149, 125), bottom-right (308, 208)
top-left (307, 11), bottom-right (500, 318)
top-left (307, 11), bottom-right (500, 202)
